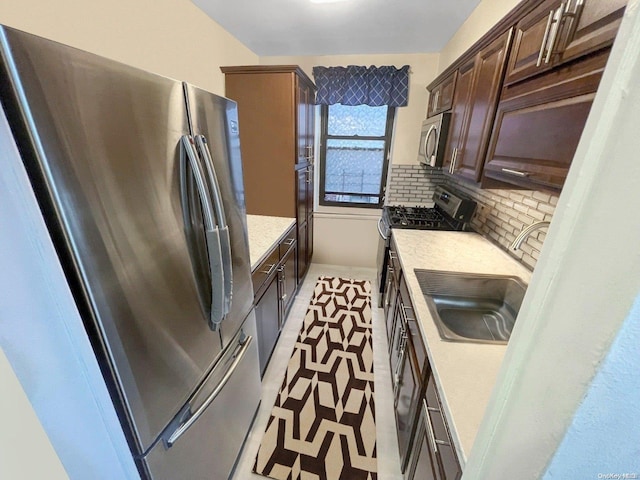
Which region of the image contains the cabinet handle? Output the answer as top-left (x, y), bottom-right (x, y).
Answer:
top-left (283, 238), bottom-right (295, 246)
top-left (536, 10), bottom-right (555, 67)
top-left (423, 399), bottom-right (439, 454)
top-left (260, 263), bottom-right (277, 275)
top-left (449, 148), bottom-right (458, 174)
top-left (561, 0), bottom-right (584, 51)
top-left (545, 4), bottom-right (565, 65)
top-left (501, 168), bottom-right (531, 177)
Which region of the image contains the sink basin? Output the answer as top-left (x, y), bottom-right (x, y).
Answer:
top-left (414, 269), bottom-right (527, 344)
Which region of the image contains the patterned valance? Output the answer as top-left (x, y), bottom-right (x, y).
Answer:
top-left (312, 65), bottom-right (410, 107)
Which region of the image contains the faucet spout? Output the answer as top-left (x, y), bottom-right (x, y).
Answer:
top-left (510, 221), bottom-right (550, 251)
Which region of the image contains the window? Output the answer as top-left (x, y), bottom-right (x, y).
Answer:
top-left (319, 103), bottom-right (395, 208)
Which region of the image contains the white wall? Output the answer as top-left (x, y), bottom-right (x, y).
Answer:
top-left (260, 53), bottom-right (439, 267)
top-left (0, 0), bottom-right (258, 96)
top-left (464, 1), bottom-right (640, 477)
top-left (0, 350), bottom-right (68, 480)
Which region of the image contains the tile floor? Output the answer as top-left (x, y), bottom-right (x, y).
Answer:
top-left (232, 263), bottom-right (403, 480)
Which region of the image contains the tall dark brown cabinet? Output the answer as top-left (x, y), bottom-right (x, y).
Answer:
top-left (221, 65), bottom-right (316, 284)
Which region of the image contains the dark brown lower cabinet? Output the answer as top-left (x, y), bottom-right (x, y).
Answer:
top-left (254, 268), bottom-right (280, 375)
top-left (384, 237), bottom-right (461, 479)
top-left (252, 225), bottom-right (298, 376)
top-left (406, 372), bottom-right (462, 480)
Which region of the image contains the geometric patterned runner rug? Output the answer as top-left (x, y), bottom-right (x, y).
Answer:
top-left (253, 276), bottom-right (377, 480)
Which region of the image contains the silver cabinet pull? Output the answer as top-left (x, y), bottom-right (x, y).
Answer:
top-left (422, 399), bottom-right (439, 454)
top-left (165, 335), bottom-right (253, 448)
top-left (501, 168), bottom-right (531, 177)
top-left (537, 10), bottom-right (555, 67)
top-left (283, 238), bottom-right (295, 246)
top-left (449, 147), bottom-right (458, 174)
top-left (560, 0), bottom-right (584, 51)
top-left (260, 263), bottom-right (277, 276)
top-left (545, 4), bottom-right (565, 64)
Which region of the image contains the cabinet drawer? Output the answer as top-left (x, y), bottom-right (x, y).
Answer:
top-left (279, 225), bottom-right (297, 259)
top-left (252, 247), bottom-right (280, 299)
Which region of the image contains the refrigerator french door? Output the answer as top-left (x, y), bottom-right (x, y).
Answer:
top-left (0, 25), bottom-right (260, 479)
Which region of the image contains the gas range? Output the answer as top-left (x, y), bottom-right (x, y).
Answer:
top-left (376, 186), bottom-right (477, 307)
top-left (382, 186), bottom-right (477, 232)
top-left (384, 205), bottom-right (460, 231)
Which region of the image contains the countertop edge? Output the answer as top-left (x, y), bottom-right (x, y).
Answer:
top-left (246, 215), bottom-right (296, 271)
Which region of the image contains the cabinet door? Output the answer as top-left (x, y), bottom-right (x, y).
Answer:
top-left (454, 29), bottom-right (513, 183)
top-left (255, 274), bottom-right (280, 376)
top-left (442, 59), bottom-right (475, 174)
top-left (427, 71), bottom-right (457, 118)
top-left (296, 167), bottom-right (309, 226)
top-left (483, 48), bottom-right (607, 191)
top-left (396, 334), bottom-right (422, 471)
top-left (558, 0), bottom-right (626, 64)
top-left (406, 402), bottom-right (440, 480)
top-left (504, 0), bottom-right (563, 86)
top-left (297, 80), bottom-right (315, 166)
top-left (297, 220), bottom-right (309, 284)
top-left (279, 242), bottom-right (297, 320)
top-left (425, 375), bottom-right (462, 480)
top-left (306, 165), bottom-right (314, 260)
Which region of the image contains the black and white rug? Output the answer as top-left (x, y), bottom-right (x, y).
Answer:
top-left (253, 276), bottom-right (377, 480)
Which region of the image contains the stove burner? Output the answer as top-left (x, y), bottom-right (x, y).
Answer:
top-left (384, 205), bottom-right (463, 231)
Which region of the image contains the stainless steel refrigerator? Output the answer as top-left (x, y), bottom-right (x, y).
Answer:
top-left (0, 25), bottom-right (261, 479)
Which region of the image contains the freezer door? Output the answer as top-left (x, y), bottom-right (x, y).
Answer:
top-left (145, 312), bottom-right (261, 480)
top-left (0, 26), bottom-right (224, 451)
top-left (184, 84), bottom-right (254, 348)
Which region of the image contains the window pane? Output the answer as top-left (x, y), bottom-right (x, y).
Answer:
top-left (324, 139), bottom-right (384, 196)
top-left (327, 104), bottom-right (388, 137)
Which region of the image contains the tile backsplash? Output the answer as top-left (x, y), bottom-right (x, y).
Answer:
top-left (386, 164), bottom-right (444, 204)
top-left (386, 164), bottom-right (559, 270)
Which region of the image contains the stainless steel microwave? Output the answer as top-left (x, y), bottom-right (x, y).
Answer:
top-left (417, 112), bottom-right (451, 167)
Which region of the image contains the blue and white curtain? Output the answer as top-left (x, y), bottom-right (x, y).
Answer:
top-left (312, 65), bottom-right (410, 107)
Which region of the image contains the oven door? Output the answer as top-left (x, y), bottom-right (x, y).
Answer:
top-left (417, 113), bottom-right (451, 168)
top-left (376, 216), bottom-right (390, 308)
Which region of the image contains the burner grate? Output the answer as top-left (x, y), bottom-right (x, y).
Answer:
top-left (384, 205), bottom-right (464, 231)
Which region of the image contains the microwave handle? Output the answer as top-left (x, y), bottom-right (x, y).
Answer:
top-left (424, 124), bottom-right (437, 165)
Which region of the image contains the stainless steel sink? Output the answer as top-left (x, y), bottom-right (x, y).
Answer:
top-left (414, 269), bottom-right (527, 344)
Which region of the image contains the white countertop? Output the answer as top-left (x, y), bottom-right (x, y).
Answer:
top-left (246, 215), bottom-right (295, 271)
top-left (392, 229), bottom-right (532, 466)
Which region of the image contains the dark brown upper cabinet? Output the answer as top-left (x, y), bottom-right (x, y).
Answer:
top-left (443, 29), bottom-right (514, 185)
top-left (483, 48), bottom-right (608, 191)
top-left (427, 71), bottom-right (457, 118)
top-left (504, 0), bottom-right (626, 86)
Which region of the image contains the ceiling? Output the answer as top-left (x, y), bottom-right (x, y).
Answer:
top-left (191, 0), bottom-right (483, 57)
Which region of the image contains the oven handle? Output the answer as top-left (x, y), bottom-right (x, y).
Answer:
top-left (377, 218), bottom-right (389, 241)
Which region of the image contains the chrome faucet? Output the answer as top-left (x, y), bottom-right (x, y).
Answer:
top-left (510, 221), bottom-right (550, 250)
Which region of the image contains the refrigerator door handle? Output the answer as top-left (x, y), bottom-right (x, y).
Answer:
top-left (181, 135), bottom-right (226, 330)
top-left (163, 334), bottom-right (254, 448)
top-left (195, 134), bottom-right (233, 319)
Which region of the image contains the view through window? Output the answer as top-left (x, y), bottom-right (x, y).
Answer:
top-left (319, 103), bottom-right (395, 207)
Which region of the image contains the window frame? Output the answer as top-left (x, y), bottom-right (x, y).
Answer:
top-left (318, 103), bottom-right (395, 208)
